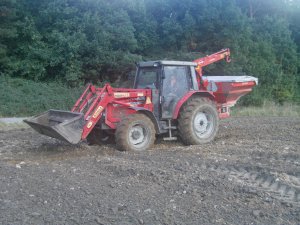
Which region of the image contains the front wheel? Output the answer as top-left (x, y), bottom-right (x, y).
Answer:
top-left (178, 97), bottom-right (219, 145)
top-left (115, 114), bottom-right (156, 151)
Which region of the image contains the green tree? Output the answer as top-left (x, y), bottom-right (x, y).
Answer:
top-left (0, 0), bottom-right (299, 104)
top-left (0, 0), bottom-right (19, 74)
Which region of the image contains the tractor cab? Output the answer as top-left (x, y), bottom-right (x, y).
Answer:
top-left (134, 61), bottom-right (198, 119)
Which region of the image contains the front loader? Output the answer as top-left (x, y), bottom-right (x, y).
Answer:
top-left (25, 49), bottom-right (258, 151)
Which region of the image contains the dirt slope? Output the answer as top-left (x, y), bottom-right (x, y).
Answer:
top-left (0, 117), bottom-right (299, 225)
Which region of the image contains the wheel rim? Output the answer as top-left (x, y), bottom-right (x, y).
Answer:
top-left (128, 124), bottom-right (149, 149)
top-left (193, 111), bottom-right (214, 139)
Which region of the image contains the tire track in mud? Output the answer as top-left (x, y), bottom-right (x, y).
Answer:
top-left (101, 150), bottom-right (300, 207)
top-left (99, 154), bottom-right (300, 206)
top-left (271, 154), bottom-right (300, 167)
top-left (203, 163), bottom-right (300, 206)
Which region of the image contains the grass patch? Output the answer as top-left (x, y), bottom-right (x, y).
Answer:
top-left (232, 101), bottom-right (300, 117)
top-left (0, 77), bottom-right (85, 117)
top-left (0, 121), bottom-right (29, 131)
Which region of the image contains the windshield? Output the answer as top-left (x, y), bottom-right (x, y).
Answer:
top-left (136, 67), bottom-right (158, 89)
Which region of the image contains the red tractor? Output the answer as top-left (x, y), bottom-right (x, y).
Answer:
top-left (25, 49), bottom-right (258, 151)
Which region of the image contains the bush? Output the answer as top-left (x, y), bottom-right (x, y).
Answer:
top-left (0, 77), bottom-right (84, 117)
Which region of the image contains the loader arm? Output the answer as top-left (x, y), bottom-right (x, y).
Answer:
top-left (25, 83), bottom-right (153, 144)
top-left (72, 84), bottom-right (96, 113)
top-left (71, 83), bottom-right (153, 140)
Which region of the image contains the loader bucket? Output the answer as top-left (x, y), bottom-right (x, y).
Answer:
top-left (24, 110), bottom-right (84, 144)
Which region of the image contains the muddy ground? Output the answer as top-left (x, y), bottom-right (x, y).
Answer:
top-left (0, 117), bottom-right (299, 225)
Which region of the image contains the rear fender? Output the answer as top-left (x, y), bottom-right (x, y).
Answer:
top-left (129, 107), bottom-right (161, 134)
top-left (172, 91), bottom-right (215, 119)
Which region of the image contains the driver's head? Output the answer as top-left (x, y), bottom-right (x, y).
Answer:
top-left (171, 75), bottom-right (176, 86)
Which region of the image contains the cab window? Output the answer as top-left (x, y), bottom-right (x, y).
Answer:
top-left (136, 68), bottom-right (158, 89)
top-left (161, 66), bottom-right (190, 118)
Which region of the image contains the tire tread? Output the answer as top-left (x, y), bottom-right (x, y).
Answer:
top-left (178, 97), bottom-right (219, 145)
top-left (115, 114), bottom-right (155, 151)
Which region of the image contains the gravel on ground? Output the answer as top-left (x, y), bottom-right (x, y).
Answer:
top-left (0, 116), bottom-right (299, 225)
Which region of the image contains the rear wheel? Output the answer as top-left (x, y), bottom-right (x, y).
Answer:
top-left (178, 97), bottom-right (219, 145)
top-left (115, 114), bottom-right (155, 151)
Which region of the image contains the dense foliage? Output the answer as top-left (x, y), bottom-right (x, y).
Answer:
top-left (0, 76), bottom-right (83, 116)
top-left (1, 0), bottom-right (300, 106)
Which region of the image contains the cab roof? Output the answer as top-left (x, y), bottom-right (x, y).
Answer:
top-left (138, 60), bottom-right (197, 67)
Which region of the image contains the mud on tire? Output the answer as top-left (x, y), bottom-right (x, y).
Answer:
top-left (178, 97), bottom-right (219, 145)
top-left (115, 113), bottom-right (156, 151)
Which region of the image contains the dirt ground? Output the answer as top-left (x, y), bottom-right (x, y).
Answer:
top-left (0, 117), bottom-right (299, 225)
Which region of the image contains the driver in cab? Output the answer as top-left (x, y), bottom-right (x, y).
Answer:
top-left (164, 74), bottom-right (180, 115)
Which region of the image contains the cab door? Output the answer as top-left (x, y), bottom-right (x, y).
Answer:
top-left (134, 67), bottom-right (160, 119)
top-left (161, 66), bottom-right (192, 119)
